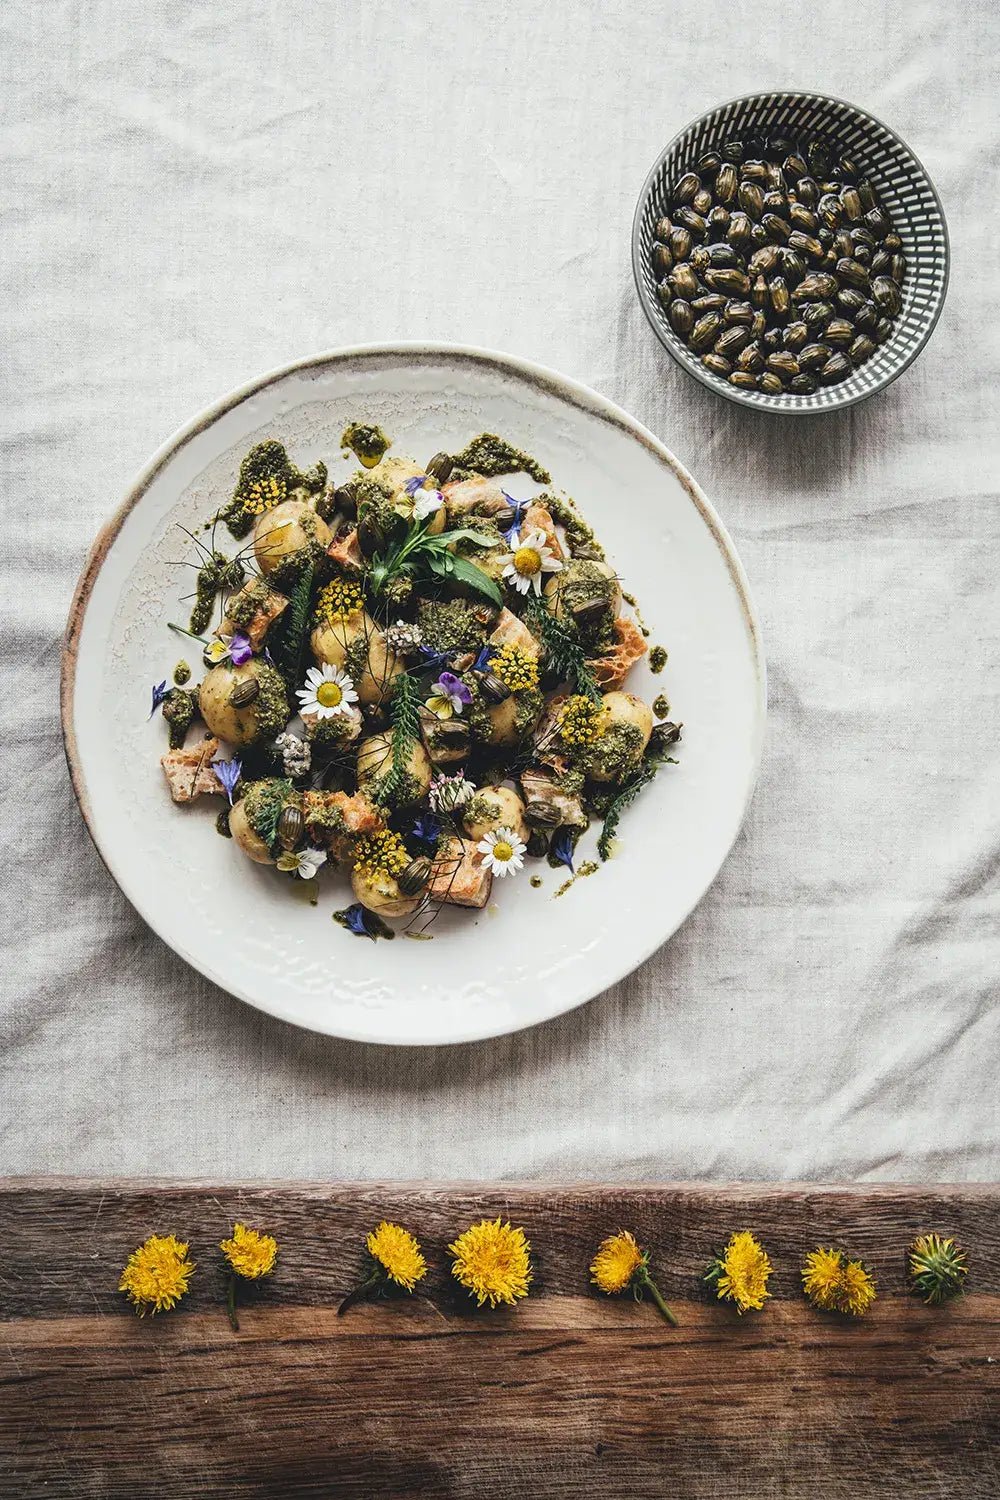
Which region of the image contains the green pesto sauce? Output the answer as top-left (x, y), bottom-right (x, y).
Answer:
top-left (190, 562), bottom-right (221, 635)
top-left (451, 433), bottom-right (551, 485)
top-left (549, 560), bottom-right (617, 648)
top-left (247, 663), bottom-right (291, 742)
top-left (341, 422), bottom-right (390, 469)
top-left (223, 440), bottom-right (327, 538)
top-left (653, 694), bottom-right (670, 719)
top-left (225, 576), bottom-right (272, 630)
top-left (530, 875), bottom-right (544, 888)
top-left (554, 859), bottom-right (599, 899)
top-left (513, 686), bottom-right (544, 738)
top-left (343, 634), bottom-right (370, 684)
top-left (580, 722), bottom-right (644, 783)
top-left (242, 777), bottom-right (296, 853)
top-left (620, 591), bottom-right (650, 638)
top-left (649, 645), bottom-right (668, 674)
top-left (308, 712), bottom-right (358, 749)
top-left (537, 492), bottom-right (605, 559)
top-left (417, 598), bottom-right (487, 654)
top-left (173, 660), bottom-right (191, 686)
top-left (161, 687), bottom-right (197, 749)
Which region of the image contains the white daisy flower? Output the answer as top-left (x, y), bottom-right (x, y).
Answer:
top-left (296, 663), bottom-right (358, 720)
top-left (500, 526), bottom-right (563, 596)
top-left (476, 826), bottom-right (526, 878)
top-left (276, 846), bottom-right (328, 879)
top-left (412, 487), bottom-right (444, 521)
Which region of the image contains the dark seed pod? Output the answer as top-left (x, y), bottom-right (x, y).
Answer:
top-left (492, 502), bottom-right (516, 533)
top-left (802, 299), bottom-right (834, 329)
top-left (715, 325), bottom-right (751, 359)
top-left (729, 370), bottom-right (758, 390)
top-left (673, 171), bottom-right (700, 206)
top-left (721, 138), bottom-right (744, 163)
top-left (758, 371), bottom-right (784, 394)
top-left (357, 513), bottom-right (386, 558)
top-left (524, 799), bottom-right (561, 828)
top-left (706, 242), bottom-right (739, 268)
top-left (669, 226), bottom-right (692, 262)
top-left (675, 207), bottom-right (707, 237)
top-left (421, 716), bottom-right (470, 766)
top-left (836, 257), bottom-right (870, 289)
top-left (796, 174), bottom-right (819, 208)
top-left (654, 216), bottom-right (673, 244)
top-left (890, 253), bottom-right (907, 284)
top-left (789, 373), bottom-right (818, 394)
top-left (762, 212), bottom-right (791, 243)
top-left (765, 163), bottom-right (787, 192)
top-left (692, 187), bottom-right (713, 215)
top-left (749, 222), bottom-right (768, 248)
top-left (818, 226), bottom-right (834, 247)
top-left (874, 317), bottom-right (895, 344)
top-left (855, 300), bottom-right (878, 332)
top-left (766, 350), bottom-right (799, 379)
top-left (782, 250), bottom-right (807, 286)
top-left (740, 159), bottom-right (768, 183)
top-left (761, 327), bottom-right (782, 352)
top-left (476, 670), bottom-right (511, 705)
top-left (398, 857), bottom-right (433, 896)
top-left (838, 155), bottom-right (859, 180)
top-left (823, 318), bottom-right (854, 348)
top-left (737, 181), bottom-right (763, 219)
top-left (748, 244), bottom-right (781, 277)
top-left (793, 272), bottom-right (838, 302)
top-left (751, 274), bottom-right (768, 309)
top-left (737, 343), bottom-right (764, 373)
top-left (850, 226), bottom-right (876, 252)
top-left (787, 230), bottom-right (824, 262)
top-left (789, 202), bottom-right (818, 233)
top-left (834, 229), bottom-right (855, 260)
top-left (701, 352), bottom-right (732, 377)
top-left (751, 310), bottom-right (767, 338)
top-left (726, 210), bottom-right (753, 246)
top-left (655, 279), bottom-right (673, 310)
top-left (425, 452), bottom-right (454, 484)
top-left (849, 333), bottom-right (876, 363)
top-left (716, 163), bottom-right (738, 204)
top-left (697, 149), bottom-right (722, 177)
top-left (871, 276), bottom-right (902, 315)
top-left (724, 299), bottom-right (754, 326)
top-left (840, 187), bottom-right (863, 221)
top-left (670, 262), bottom-right (699, 300)
top-left (526, 829), bottom-right (550, 859)
top-left (668, 298), bottom-right (695, 337)
top-left (707, 206), bottom-right (731, 235)
top-left (277, 804), bottom-right (304, 852)
top-left (689, 246), bottom-right (710, 274)
top-left (768, 276), bottom-right (790, 318)
top-left (691, 293), bottom-right (727, 312)
top-left (783, 320), bottom-right (808, 351)
top-left (884, 232), bottom-right (903, 253)
top-left (334, 481), bottom-right (359, 519)
top-left (857, 178), bottom-right (878, 212)
top-left (762, 190), bottom-right (788, 216)
top-left (820, 352), bottom-right (852, 384)
top-left (799, 342), bottom-right (831, 371)
top-left (854, 245), bottom-right (872, 268)
top-left (704, 267), bottom-right (750, 295)
top-left (837, 287), bottom-right (865, 316)
top-left (570, 597), bottom-right (611, 634)
top-left (818, 193), bottom-right (843, 230)
top-left (870, 249), bottom-right (891, 277)
top-left (230, 677), bottom-right (260, 709)
top-left (689, 313), bottom-right (722, 351)
top-left (808, 140), bottom-right (832, 177)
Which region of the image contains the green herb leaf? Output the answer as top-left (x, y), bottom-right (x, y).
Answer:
top-left (447, 556), bottom-right (503, 606)
top-left (597, 755), bottom-right (677, 861)
top-left (377, 671), bottom-right (424, 808)
top-left (271, 561), bottom-right (315, 694)
top-left (526, 600), bottom-right (601, 701)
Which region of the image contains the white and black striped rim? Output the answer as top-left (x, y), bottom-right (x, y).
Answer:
top-left (632, 91), bottom-right (950, 415)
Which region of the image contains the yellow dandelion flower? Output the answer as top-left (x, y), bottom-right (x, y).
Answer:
top-left (315, 575), bottom-right (365, 627)
top-left (221, 1222), bottom-right (279, 1280)
top-left (591, 1230), bottom-right (644, 1294)
top-left (802, 1247), bottom-right (876, 1317)
top-left (449, 1217), bottom-right (532, 1308)
top-left (908, 1232), bottom-right (968, 1305)
top-left (119, 1233), bottom-right (194, 1317)
top-left (491, 642), bottom-right (539, 692)
top-left (558, 694), bottom-right (606, 747)
top-left (353, 829), bottom-right (410, 881)
top-left (366, 1222), bottom-right (427, 1291)
top-left (243, 474), bottom-right (286, 518)
top-left (704, 1230), bottom-right (772, 1314)
top-left (589, 1229), bottom-right (677, 1326)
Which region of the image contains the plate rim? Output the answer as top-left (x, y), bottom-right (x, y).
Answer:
top-left (61, 341), bottom-right (767, 1045)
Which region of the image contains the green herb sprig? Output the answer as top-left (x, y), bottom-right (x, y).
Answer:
top-left (369, 521), bottom-right (502, 607)
top-left (271, 561), bottom-right (315, 695)
top-left (526, 601), bottom-right (601, 702)
top-left (597, 742), bottom-right (679, 861)
top-left (377, 671), bottom-right (425, 808)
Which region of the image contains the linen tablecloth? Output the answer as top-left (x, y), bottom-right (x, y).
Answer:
top-left (2, 0), bottom-right (997, 1181)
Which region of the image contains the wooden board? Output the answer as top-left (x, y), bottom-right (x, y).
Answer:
top-left (1, 1180), bottom-right (998, 1498)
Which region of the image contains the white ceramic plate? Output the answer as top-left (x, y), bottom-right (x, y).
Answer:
top-left (63, 345), bottom-right (765, 1045)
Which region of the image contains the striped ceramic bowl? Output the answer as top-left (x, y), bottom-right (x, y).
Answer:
top-left (632, 92), bottom-right (949, 413)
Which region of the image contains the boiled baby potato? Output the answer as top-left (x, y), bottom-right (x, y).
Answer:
top-left (356, 732), bottom-right (432, 806)
top-left (585, 690), bottom-right (653, 784)
top-left (462, 783), bottom-right (528, 843)
top-left (311, 608), bottom-right (402, 706)
top-left (367, 456), bottom-right (447, 535)
top-left (198, 659), bottom-right (289, 748)
top-left (543, 558), bottom-right (622, 628)
top-left (253, 499), bottom-right (331, 577)
top-left (228, 798), bottom-right (273, 865)
top-left (351, 866), bottom-right (421, 919)
top-left (484, 692), bottom-right (541, 748)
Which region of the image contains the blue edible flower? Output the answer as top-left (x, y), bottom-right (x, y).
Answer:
top-left (551, 827), bottom-right (576, 872)
top-left (149, 680), bottom-right (168, 718)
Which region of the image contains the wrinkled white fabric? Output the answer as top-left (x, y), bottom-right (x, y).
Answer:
top-left (1, 0), bottom-right (997, 1181)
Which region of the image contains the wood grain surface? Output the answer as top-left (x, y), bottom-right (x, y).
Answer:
top-left (1, 1180), bottom-right (997, 1498)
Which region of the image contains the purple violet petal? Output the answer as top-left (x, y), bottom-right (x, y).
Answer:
top-left (404, 475), bottom-right (428, 495)
top-left (229, 631), bottom-right (253, 666)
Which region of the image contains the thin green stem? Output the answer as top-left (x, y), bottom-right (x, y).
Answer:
top-left (336, 1270), bottom-right (382, 1316)
top-left (226, 1273), bottom-right (239, 1332)
top-left (168, 622), bottom-right (210, 645)
top-left (639, 1269), bottom-right (678, 1327)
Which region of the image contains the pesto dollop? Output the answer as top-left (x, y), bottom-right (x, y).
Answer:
top-left (451, 432), bottom-right (551, 485)
top-left (173, 660), bottom-right (191, 686)
top-left (341, 421), bottom-right (390, 469)
top-left (649, 645), bottom-right (668, 674)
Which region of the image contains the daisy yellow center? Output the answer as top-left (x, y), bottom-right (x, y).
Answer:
top-left (513, 544), bottom-right (542, 576)
top-left (317, 681), bottom-right (343, 708)
top-left (492, 839), bottom-right (514, 862)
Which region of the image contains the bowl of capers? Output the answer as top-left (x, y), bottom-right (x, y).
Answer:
top-left (632, 91), bottom-right (949, 412)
